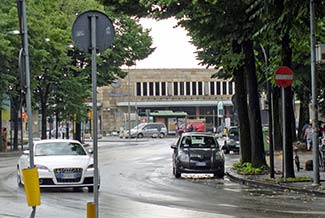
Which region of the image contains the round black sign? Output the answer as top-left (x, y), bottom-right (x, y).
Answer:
top-left (72, 10), bottom-right (115, 53)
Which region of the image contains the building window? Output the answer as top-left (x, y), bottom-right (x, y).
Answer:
top-left (149, 82), bottom-right (154, 96)
top-left (173, 82), bottom-right (178, 96)
top-left (222, 81), bottom-right (227, 95)
top-left (186, 82), bottom-right (191, 95)
top-left (210, 81), bottom-right (215, 95)
top-left (180, 82), bottom-right (184, 95)
top-left (155, 82), bottom-right (160, 96)
top-left (229, 81), bottom-right (233, 95)
top-left (136, 82), bottom-right (141, 96)
top-left (192, 82), bottom-right (197, 95)
top-left (162, 82), bottom-right (166, 96)
top-left (143, 82), bottom-right (147, 96)
top-left (198, 82), bottom-right (203, 95)
top-left (216, 81), bottom-right (221, 95)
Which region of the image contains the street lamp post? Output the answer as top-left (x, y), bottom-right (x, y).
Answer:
top-left (17, 0), bottom-right (37, 216)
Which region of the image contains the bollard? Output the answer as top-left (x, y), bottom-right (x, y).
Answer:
top-left (87, 202), bottom-right (95, 218)
top-left (22, 168), bottom-right (40, 207)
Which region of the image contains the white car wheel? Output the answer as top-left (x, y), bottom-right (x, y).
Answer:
top-left (17, 167), bottom-right (23, 187)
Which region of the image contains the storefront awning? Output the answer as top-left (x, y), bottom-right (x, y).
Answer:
top-left (116, 100), bottom-right (232, 107)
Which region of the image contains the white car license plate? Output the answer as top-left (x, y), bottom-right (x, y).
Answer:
top-left (195, 162), bottom-right (206, 166)
top-left (61, 173), bottom-right (78, 179)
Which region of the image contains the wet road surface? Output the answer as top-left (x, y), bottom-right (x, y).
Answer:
top-left (0, 137), bottom-right (325, 217)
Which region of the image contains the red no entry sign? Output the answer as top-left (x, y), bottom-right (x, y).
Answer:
top-left (275, 66), bottom-right (294, 88)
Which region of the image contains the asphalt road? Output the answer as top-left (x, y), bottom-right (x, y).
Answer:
top-left (0, 137), bottom-right (325, 218)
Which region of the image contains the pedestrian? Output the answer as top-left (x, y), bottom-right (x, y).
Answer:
top-left (2, 127), bottom-right (8, 152)
top-left (301, 121), bottom-right (309, 140)
top-left (304, 123), bottom-right (313, 151)
top-left (187, 124), bottom-right (194, 132)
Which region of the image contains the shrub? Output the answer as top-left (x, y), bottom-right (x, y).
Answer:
top-left (233, 161), bottom-right (269, 175)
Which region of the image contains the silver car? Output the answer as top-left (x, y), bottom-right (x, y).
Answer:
top-left (120, 122), bottom-right (167, 138)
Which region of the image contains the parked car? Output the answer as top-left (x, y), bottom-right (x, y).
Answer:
top-left (171, 132), bottom-right (225, 178)
top-left (222, 126), bottom-right (240, 154)
top-left (119, 122), bottom-right (167, 138)
top-left (17, 139), bottom-right (98, 192)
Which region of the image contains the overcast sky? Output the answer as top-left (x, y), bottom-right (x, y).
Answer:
top-left (134, 18), bottom-right (204, 69)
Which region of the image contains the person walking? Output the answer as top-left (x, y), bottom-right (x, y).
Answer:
top-left (304, 123), bottom-right (313, 151)
top-left (2, 128), bottom-right (8, 152)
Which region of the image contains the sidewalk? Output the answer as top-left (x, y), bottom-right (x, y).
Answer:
top-left (0, 135), bottom-right (152, 157)
top-left (226, 150), bottom-right (325, 196)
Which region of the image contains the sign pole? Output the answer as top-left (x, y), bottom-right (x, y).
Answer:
top-left (90, 15), bottom-right (99, 218)
top-left (281, 87), bottom-right (287, 179)
top-left (274, 66), bottom-right (294, 179)
top-left (72, 10), bottom-right (115, 217)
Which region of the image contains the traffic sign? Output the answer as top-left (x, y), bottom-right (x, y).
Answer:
top-left (72, 10), bottom-right (115, 53)
top-left (275, 66), bottom-right (294, 88)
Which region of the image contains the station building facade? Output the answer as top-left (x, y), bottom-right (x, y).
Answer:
top-left (97, 68), bottom-right (235, 135)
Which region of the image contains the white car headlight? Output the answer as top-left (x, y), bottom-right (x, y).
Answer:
top-left (35, 164), bottom-right (49, 171)
top-left (87, 164), bottom-right (94, 170)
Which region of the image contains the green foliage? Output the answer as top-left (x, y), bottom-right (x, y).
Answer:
top-left (0, 0), bottom-right (154, 126)
top-left (233, 161), bottom-right (269, 175)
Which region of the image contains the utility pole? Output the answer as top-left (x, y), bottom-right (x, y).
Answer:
top-left (310, 0), bottom-right (320, 185)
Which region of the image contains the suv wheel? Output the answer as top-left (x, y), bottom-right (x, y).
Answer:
top-left (173, 167), bottom-right (181, 178)
top-left (159, 133), bottom-right (165, 138)
top-left (137, 133), bottom-right (143, 138)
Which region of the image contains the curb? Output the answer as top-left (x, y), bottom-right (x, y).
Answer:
top-left (226, 170), bottom-right (325, 196)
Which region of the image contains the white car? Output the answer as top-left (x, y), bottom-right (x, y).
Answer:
top-left (17, 139), bottom-right (98, 192)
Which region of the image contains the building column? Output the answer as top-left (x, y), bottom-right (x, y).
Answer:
top-left (196, 107), bottom-right (200, 119)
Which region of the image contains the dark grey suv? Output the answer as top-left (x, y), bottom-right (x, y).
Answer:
top-left (171, 132), bottom-right (225, 178)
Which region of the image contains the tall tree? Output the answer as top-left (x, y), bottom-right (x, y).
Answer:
top-left (0, 0), bottom-right (154, 142)
top-left (104, 0), bottom-right (267, 167)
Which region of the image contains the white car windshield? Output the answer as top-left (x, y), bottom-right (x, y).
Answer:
top-left (35, 142), bottom-right (87, 156)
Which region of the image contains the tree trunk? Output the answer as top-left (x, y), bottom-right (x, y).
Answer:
top-left (12, 109), bottom-right (19, 151)
top-left (281, 32), bottom-right (295, 178)
top-left (232, 40), bottom-right (251, 163)
top-left (55, 111), bottom-right (59, 139)
top-left (273, 87), bottom-right (282, 150)
top-left (10, 96), bottom-right (20, 151)
top-left (243, 39), bottom-right (267, 167)
top-left (298, 89), bottom-right (309, 140)
top-left (0, 109), bottom-right (2, 149)
top-left (41, 102), bottom-right (47, 139)
top-left (74, 121), bottom-right (82, 142)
